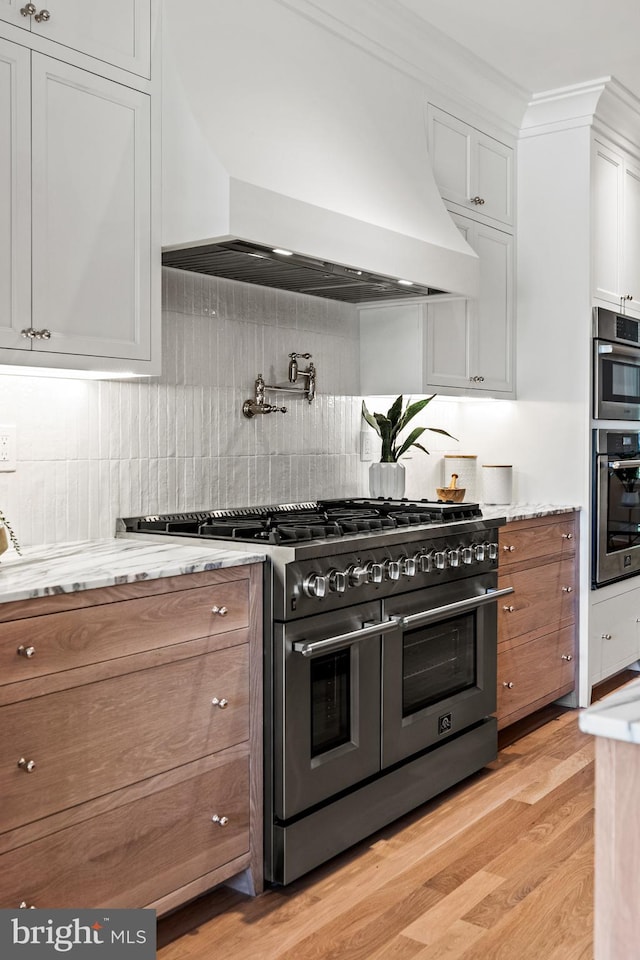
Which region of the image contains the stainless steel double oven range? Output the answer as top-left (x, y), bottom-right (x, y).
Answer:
top-left (120, 498), bottom-right (510, 885)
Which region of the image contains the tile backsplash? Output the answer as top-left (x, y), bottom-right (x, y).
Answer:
top-left (0, 269), bottom-right (365, 547)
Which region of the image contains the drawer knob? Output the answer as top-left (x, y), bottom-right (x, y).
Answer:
top-left (502, 605), bottom-right (515, 612)
top-left (18, 902), bottom-right (36, 909)
top-left (562, 533), bottom-right (574, 540)
top-left (211, 605), bottom-right (228, 616)
top-left (601, 633), bottom-right (612, 640)
top-left (16, 645), bottom-right (36, 658)
top-left (211, 814), bottom-right (229, 826)
top-left (502, 545), bottom-right (515, 552)
top-left (17, 757), bottom-right (36, 773)
top-left (502, 681), bottom-right (514, 688)
top-left (561, 654), bottom-right (574, 661)
top-left (20, 4), bottom-right (36, 16)
top-left (211, 697), bottom-right (228, 709)
top-left (561, 586), bottom-right (573, 593)
top-left (34, 8), bottom-right (50, 23)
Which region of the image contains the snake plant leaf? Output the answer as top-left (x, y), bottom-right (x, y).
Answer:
top-left (386, 395), bottom-right (404, 427)
top-left (361, 400), bottom-right (382, 436)
top-left (394, 396), bottom-right (434, 437)
top-left (394, 426), bottom-right (427, 461)
top-left (361, 394), bottom-right (457, 462)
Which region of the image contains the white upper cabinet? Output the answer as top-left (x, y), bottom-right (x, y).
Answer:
top-left (427, 104), bottom-right (514, 228)
top-left (593, 138), bottom-right (640, 314)
top-left (0, 0), bottom-right (150, 78)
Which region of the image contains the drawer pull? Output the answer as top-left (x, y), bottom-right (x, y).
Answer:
top-left (211, 697), bottom-right (228, 709)
top-left (17, 757), bottom-right (36, 773)
top-left (16, 645), bottom-right (36, 658)
top-left (18, 902), bottom-right (36, 909)
top-left (601, 633), bottom-right (612, 640)
top-left (561, 586), bottom-right (573, 593)
top-left (211, 814), bottom-right (229, 826)
top-left (502, 681), bottom-right (514, 689)
top-left (211, 605), bottom-right (228, 616)
top-left (562, 533), bottom-right (574, 540)
top-left (561, 654), bottom-right (574, 661)
top-left (502, 605), bottom-right (515, 612)
top-left (502, 545), bottom-right (515, 552)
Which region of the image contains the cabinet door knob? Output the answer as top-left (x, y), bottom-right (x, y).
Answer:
top-left (502, 681), bottom-right (514, 688)
top-left (211, 814), bottom-right (229, 826)
top-left (21, 327), bottom-right (37, 339)
top-left (561, 586), bottom-right (573, 593)
top-left (211, 605), bottom-right (228, 616)
top-left (211, 697), bottom-right (228, 709)
top-left (17, 757), bottom-right (36, 773)
top-left (34, 8), bottom-right (50, 22)
top-left (470, 196), bottom-right (486, 205)
top-left (16, 645), bottom-right (36, 658)
top-left (502, 605), bottom-right (515, 612)
top-left (561, 533), bottom-right (574, 540)
top-left (601, 633), bottom-right (612, 640)
top-left (561, 654), bottom-right (573, 661)
top-left (20, 4), bottom-right (36, 16)
top-left (502, 545), bottom-right (515, 552)
top-left (34, 328), bottom-right (51, 340)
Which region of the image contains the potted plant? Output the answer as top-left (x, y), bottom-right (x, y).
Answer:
top-left (362, 395), bottom-right (456, 498)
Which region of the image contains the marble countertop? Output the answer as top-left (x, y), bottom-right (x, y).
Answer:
top-left (579, 678), bottom-right (640, 743)
top-left (480, 503), bottom-right (581, 522)
top-left (0, 538), bottom-right (265, 605)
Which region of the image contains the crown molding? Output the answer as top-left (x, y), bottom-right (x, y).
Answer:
top-left (274, 0), bottom-right (528, 136)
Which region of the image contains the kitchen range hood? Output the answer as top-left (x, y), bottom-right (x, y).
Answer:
top-left (162, 1), bottom-right (480, 305)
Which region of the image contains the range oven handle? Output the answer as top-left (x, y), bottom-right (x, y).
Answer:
top-left (293, 617), bottom-right (403, 658)
top-left (610, 459), bottom-right (640, 470)
top-left (398, 586), bottom-right (515, 629)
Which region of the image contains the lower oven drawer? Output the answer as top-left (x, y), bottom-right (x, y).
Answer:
top-left (0, 749), bottom-right (250, 909)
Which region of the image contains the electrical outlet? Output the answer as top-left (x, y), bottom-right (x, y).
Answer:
top-left (0, 425), bottom-right (17, 472)
top-left (360, 430), bottom-right (375, 462)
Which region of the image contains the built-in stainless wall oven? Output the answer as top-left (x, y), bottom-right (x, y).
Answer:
top-left (593, 429), bottom-right (640, 586)
top-left (594, 307), bottom-right (640, 420)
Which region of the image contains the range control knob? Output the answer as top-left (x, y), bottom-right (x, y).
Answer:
top-left (413, 551), bottom-right (432, 573)
top-left (399, 556), bottom-right (417, 577)
top-left (365, 562), bottom-right (383, 584)
top-left (328, 569), bottom-right (347, 593)
top-left (434, 551), bottom-right (448, 570)
top-left (302, 573), bottom-right (328, 598)
top-left (347, 564), bottom-right (367, 587)
top-left (487, 541), bottom-right (499, 561)
top-left (447, 548), bottom-right (461, 568)
top-left (461, 546), bottom-right (474, 565)
top-left (474, 543), bottom-right (486, 562)
top-left (383, 559), bottom-right (401, 581)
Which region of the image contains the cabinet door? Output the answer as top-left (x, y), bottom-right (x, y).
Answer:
top-left (593, 139), bottom-right (624, 306)
top-left (29, 0), bottom-right (151, 79)
top-left (470, 223), bottom-right (514, 393)
top-left (474, 131), bottom-right (513, 227)
top-left (359, 302), bottom-right (424, 395)
top-left (590, 589), bottom-right (640, 685)
top-left (622, 158), bottom-right (640, 306)
top-left (30, 54), bottom-right (151, 360)
top-left (0, 37), bottom-right (30, 350)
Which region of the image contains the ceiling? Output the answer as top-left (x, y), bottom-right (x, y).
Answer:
top-left (395, 0), bottom-right (640, 101)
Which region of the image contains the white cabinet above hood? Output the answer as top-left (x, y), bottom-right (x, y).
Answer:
top-left (161, 0), bottom-right (479, 302)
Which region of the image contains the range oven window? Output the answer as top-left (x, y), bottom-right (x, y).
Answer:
top-left (607, 463), bottom-right (640, 552)
top-left (402, 613), bottom-right (476, 716)
top-left (310, 650), bottom-right (351, 757)
top-left (602, 357), bottom-right (640, 404)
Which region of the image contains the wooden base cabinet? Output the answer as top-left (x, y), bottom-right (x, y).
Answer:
top-left (0, 564), bottom-right (263, 911)
top-left (497, 513), bottom-right (578, 729)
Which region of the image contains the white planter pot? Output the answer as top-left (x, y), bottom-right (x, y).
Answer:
top-left (369, 462), bottom-right (406, 499)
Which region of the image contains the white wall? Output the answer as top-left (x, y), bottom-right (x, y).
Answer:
top-left (0, 269), bottom-right (364, 547)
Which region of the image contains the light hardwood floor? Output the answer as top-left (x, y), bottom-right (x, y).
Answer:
top-left (157, 686), bottom-right (626, 960)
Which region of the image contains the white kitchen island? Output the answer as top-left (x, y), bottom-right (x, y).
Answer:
top-left (579, 679), bottom-right (640, 960)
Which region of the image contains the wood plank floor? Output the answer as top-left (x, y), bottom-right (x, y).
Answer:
top-left (158, 675), bottom-right (635, 960)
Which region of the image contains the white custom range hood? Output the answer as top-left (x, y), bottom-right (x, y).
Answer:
top-left (162, 0), bottom-right (479, 304)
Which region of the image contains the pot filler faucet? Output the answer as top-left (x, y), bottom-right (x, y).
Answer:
top-left (242, 351), bottom-right (316, 418)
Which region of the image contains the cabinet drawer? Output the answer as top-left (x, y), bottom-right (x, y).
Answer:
top-left (499, 517), bottom-right (576, 567)
top-left (497, 625), bottom-right (576, 725)
top-left (0, 580), bottom-right (249, 686)
top-left (0, 646), bottom-right (248, 833)
top-left (498, 558), bottom-right (575, 643)
top-left (0, 751), bottom-right (249, 909)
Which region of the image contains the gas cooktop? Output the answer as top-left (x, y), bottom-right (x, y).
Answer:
top-left (120, 498), bottom-right (482, 546)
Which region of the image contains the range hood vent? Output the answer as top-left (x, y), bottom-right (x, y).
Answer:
top-left (162, 239), bottom-right (444, 304)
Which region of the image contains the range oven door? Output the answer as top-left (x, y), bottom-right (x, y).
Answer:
top-left (381, 575), bottom-right (511, 767)
top-left (273, 601), bottom-right (392, 821)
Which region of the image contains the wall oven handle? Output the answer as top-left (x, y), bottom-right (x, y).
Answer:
top-left (293, 617), bottom-right (403, 658)
top-left (610, 459), bottom-right (640, 470)
top-left (398, 587), bottom-right (515, 629)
